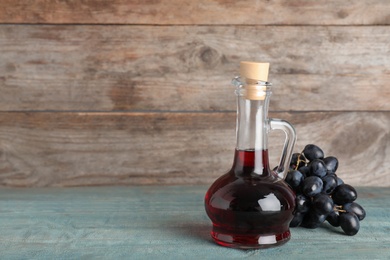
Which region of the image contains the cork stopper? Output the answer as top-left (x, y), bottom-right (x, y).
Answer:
top-left (240, 61), bottom-right (269, 82)
top-left (239, 61), bottom-right (270, 100)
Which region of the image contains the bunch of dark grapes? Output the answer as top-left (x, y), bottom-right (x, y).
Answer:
top-left (286, 144), bottom-right (366, 236)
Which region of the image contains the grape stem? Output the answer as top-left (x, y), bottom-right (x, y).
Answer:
top-left (334, 205), bottom-right (346, 213)
top-left (294, 152), bottom-right (308, 170)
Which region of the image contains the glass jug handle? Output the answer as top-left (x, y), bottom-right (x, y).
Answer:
top-left (269, 118), bottom-right (297, 179)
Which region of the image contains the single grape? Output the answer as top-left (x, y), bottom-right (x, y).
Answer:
top-left (297, 165), bottom-right (310, 178)
top-left (312, 193), bottom-right (334, 215)
top-left (323, 156), bottom-right (339, 173)
top-left (336, 176), bottom-right (344, 186)
top-left (290, 212), bottom-right (305, 227)
top-left (332, 184), bottom-right (357, 205)
top-left (302, 144), bottom-right (324, 161)
top-left (302, 176), bottom-right (323, 197)
top-left (339, 212), bottom-right (360, 236)
top-left (326, 211), bottom-right (340, 227)
top-left (295, 194), bottom-right (310, 213)
top-left (290, 152), bottom-right (299, 165)
top-left (309, 159), bottom-right (327, 178)
top-left (285, 170), bottom-right (304, 190)
top-left (301, 211), bottom-right (327, 229)
top-left (321, 174), bottom-right (338, 194)
top-left (343, 202), bottom-right (366, 221)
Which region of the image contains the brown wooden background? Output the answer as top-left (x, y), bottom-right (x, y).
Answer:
top-left (0, 0), bottom-right (389, 187)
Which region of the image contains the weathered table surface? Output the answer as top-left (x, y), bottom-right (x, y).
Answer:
top-left (0, 186), bottom-right (389, 259)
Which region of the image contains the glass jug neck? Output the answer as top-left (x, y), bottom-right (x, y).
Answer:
top-left (233, 77), bottom-right (272, 151)
top-left (232, 77), bottom-right (273, 175)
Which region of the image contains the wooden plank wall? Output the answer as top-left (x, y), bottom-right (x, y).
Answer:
top-left (0, 1), bottom-right (389, 187)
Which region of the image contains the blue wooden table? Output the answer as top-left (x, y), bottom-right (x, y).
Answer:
top-left (0, 186), bottom-right (389, 259)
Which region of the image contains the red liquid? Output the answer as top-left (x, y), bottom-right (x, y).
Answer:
top-left (204, 150), bottom-right (295, 249)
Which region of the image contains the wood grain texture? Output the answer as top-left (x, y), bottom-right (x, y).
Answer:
top-left (1, 25), bottom-right (389, 112)
top-left (0, 112), bottom-right (388, 187)
top-left (1, 0), bottom-right (390, 25)
top-left (1, 1), bottom-right (389, 188)
top-left (0, 186), bottom-right (389, 259)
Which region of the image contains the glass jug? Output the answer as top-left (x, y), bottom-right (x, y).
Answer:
top-left (204, 61), bottom-right (297, 249)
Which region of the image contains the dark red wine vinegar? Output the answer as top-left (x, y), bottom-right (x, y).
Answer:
top-left (204, 149), bottom-right (295, 249)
